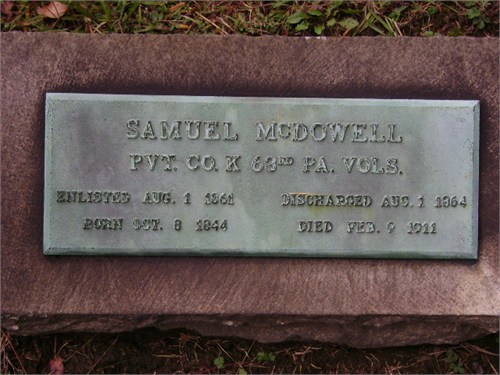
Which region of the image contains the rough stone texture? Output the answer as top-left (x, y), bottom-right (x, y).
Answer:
top-left (1, 33), bottom-right (499, 347)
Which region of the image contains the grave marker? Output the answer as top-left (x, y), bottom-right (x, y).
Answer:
top-left (45, 94), bottom-right (479, 259)
top-left (1, 33), bottom-right (498, 347)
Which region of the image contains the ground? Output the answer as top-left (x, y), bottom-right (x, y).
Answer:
top-left (2, 329), bottom-right (499, 374)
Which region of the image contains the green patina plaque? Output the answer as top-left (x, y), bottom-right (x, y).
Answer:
top-left (44, 94), bottom-right (479, 258)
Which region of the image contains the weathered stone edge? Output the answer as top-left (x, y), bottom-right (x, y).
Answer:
top-left (2, 314), bottom-right (498, 348)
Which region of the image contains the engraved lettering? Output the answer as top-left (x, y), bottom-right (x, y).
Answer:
top-left (186, 155), bottom-right (217, 171)
top-left (256, 121), bottom-right (277, 141)
top-left (173, 219), bottom-right (182, 231)
top-left (407, 222), bottom-right (437, 234)
top-left (342, 157), bottom-right (399, 174)
top-left (130, 154), bottom-right (142, 170)
top-left (381, 195), bottom-right (411, 207)
top-left (303, 156), bottom-right (315, 173)
top-left (141, 121), bottom-right (157, 139)
top-left (386, 222), bottom-right (396, 233)
top-left (57, 190), bottom-right (130, 203)
top-left (297, 220), bottom-right (333, 233)
top-left (186, 155), bottom-right (199, 170)
top-left (83, 218), bottom-right (123, 230)
top-left (204, 121), bottom-right (220, 140)
top-left (435, 195), bottom-right (467, 208)
top-left (370, 157), bottom-right (385, 174)
top-left (132, 218), bottom-right (162, 231)
top-left (223, 121), bottom-right (238, 140)
top-left (130, 154), bottom-right (176, 171)
top-left (282, 193), bottom-right (372, 207)
top-left (185, 120), bottom-right (200, 139)
top-left (315, 157), bottom-right (329, 173)
top-left (311, 123), bottom-right (327, 141)
top-left (278, 122), bottom-right (291, 138)
top-left (386, 157), bottom-right (399, 174)
top-left (145, 154), bottom-right (159, 170)
top-left (255, 122), bottom-right (402, 143)
top-left (160, 120), bottom-right (182, 140)
top-left (251, 155), bottom-right (264, 172)
top-left (264, 156), bottom-right (277, 172)
top-left (352, 124), bottom-right (368, 142)
top-left (357, 157), bottom-right (371, 173)
top-left (347, 221), bottom-right (376, 233)
top-left (388, 124), bottom-right (403, 143)
top-left (342, 157), bottom-right (356, 173)
top-left (303, 156), bottom-right (331, 173)
top-left (161, 154), bottom-right (176, 171)
top-left (205, 193), bottom-right (234, 205)
top-left (196, 219), bottom-right (228, 231)
top-left (225, 155), bottom-right (241, 172)
top-left (56, 190), bottom-right (66, 202)
top-left (292, 123), bottom-right (308, 142)
top-left (126, 119), bottom-right (140, 139)
top-left (125, 119), bottom-right (235, 141)
top-left (202, 155), bottom-right (216, 171)
top-left (277, 156), bottom-right (294, 166)
top-left (142, 191), bottom-right (172, 204)
top-left (328, 123), bottom-right (349, 142)
top-left (369, 124), bottom-right (386, 143)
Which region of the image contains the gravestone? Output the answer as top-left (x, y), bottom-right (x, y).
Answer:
top-left (1, 33), bottom-right (499, 347)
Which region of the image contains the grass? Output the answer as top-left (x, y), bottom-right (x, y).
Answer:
top-left (1, 1), bottom-right (498, 36)
top-left (1, 329), bottom-right (499, 374)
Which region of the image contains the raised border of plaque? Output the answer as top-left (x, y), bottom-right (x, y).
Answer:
top-left (44, 94), bottom-right (479, 259)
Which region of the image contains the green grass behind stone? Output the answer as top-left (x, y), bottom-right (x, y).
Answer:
top-left (1, 1), bottom-right (498, 36)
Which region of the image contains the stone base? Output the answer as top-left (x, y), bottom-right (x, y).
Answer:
top-left (1, 33), bottom-right (498, 347)
top-left (2, 314), bottom-right (498, 348)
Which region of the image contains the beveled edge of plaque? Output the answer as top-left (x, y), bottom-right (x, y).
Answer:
top-left (42, 247), bottom-right (479, 259)
top-left (44, 92), bottom-right (480, 108)
top-left (43, 94), bottom-right (54, 256)
top-left (43, 93), bottom-right (480, 259)
top-left (471, 100), bottom-right (480, 260)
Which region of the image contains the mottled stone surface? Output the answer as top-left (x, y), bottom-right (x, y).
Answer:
top-left (1, 33), bottom-right (498, 347)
